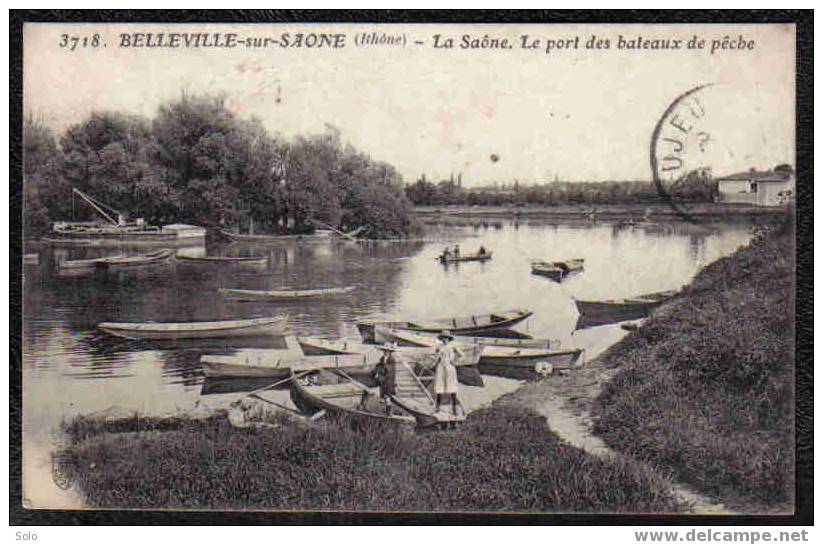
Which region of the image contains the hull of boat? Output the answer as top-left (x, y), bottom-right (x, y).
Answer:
top-left (357, 309), bottom-right (532, 344)
top-left (97, 250), bottom-right (174, 269)
top-left (438, 252), bottom-right (492, 263)
top-left (220, 286), bottom-right (356, 300)
top-left (177, 255), bottom-right (267, 266)
top-left (574, 294), bottom-right (673, 329)
top-left (221, 230), bottom-right (332, 243)
top-left (98, 316), bottom-right (288, 340)
top-left (378, 328), bottom-right (558, 350)
top-left (478, 348), bottom-right (584, 379)
top-left (201, 351), bottom-right (375, 378)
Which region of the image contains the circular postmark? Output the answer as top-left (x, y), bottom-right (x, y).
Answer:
top-left (650, 83), bottom-right (795, 223)
top-left (650, 84), bottom-right (714, 222)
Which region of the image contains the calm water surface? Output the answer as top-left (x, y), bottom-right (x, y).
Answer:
top-left (22, 219), bottom-right (752, 504)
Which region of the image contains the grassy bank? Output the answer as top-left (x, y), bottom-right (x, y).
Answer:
top-left (59, 405), bottom-right (683, 512)
top-left (592, 224), bottom-right (794, 510)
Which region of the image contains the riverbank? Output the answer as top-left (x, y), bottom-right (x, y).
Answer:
top-left (57, 402), bottom-right (684, 512)
top-left (415, 203), bottom-right (786, 222)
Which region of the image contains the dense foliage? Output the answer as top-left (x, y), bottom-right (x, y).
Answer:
top-left (593, 220), bottom-right (794, 509)
top-left (23, 96), bottom-right (419, 239)
top-left (405, 171), bottom-right (717, 207)
top-left (61, 405), bottom-right (683, 512)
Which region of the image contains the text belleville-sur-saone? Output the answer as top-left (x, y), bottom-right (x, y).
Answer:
top-left (117, 32), bottom-right (348, 48)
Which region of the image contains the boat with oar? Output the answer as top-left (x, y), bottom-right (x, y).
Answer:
top-left (356, 309), bottom-right (532, 344)
top-left (201, 350), bottom-right (376, 379)
top-left (176, 254), bottom-right (267, 266)
top-left (95, 249), bottom-right (174, 270)
top-left (531, 258), bottom-right (585, 282)
top-left (389, 359), bottom-right (466, 428)
top-left (438, 251), bottom-right (492, 264)
top-left (220, 286), bottom-right (357, 301)
top-left (366, 328), bottom-right (582, 377)
top-left (574, 290), bottom-right (677, 329)
top-left (289, 369), bottom-right (416, 424)
top-left (295, 336), bottom-right (484, 386)
top-left (97, 315), bottom-right (288, 340)
top-left (375, 327), bottom-right (561, 350)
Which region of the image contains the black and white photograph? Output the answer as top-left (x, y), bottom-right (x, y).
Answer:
top-left (12, 13), bottom-right (809, 524)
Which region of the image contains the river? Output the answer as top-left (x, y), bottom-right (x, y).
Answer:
top-left (21, 218), bottom-right (752, 507)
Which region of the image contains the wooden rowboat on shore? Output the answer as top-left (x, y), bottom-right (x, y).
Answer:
top-left (531, 258), bottom-right (584, 282)
top-left (221, 230), bottom-right (332, 243)
top-left (176, 254), bottom-right (267, 266)
top-left (289, 369), bottom-right (416, 424)
top-left (574, 290), bottom-right (677, 329)
top-left (356, 309), bottom-right (532, 344)
top-left (97, 315), bottom-right (288, 340)
top-left (201, 351), bottom-right (375, 379)
top-left (220, 286), bottom-right (357, 301)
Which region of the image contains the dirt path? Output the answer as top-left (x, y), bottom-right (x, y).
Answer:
top-left (513, 361), bottom-right (736, 515)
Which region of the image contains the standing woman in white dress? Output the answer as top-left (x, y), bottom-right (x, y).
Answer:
top-left (433, 330), bottom-right (462, 418)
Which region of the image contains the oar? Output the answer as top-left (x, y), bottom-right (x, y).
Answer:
top-left (242, 369), bottom-right (312, 399)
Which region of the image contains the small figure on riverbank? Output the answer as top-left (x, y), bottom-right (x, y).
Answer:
top-left (374, 342), bottom-right (401, 415)
top-left (434, 330), bottom-right (462, 424)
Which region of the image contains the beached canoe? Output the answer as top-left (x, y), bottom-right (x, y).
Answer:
top-left (375, 327), bottom-right (560, 350)
top-left (289, 369), bottom-right (416, 424)
top-left (221, 230), bottom-right (332, 243)
top-left (438, 251), bottom-right (492, 264)
top-left (389, 359), bottom-right (466, 428)
top-left (98, 315), bottom-right (288, 340)
top-left (201, 351), bottom-right (375, 379)
top-left (176, 254), bottom-right (267, 266)
top-left (356, 309), bottom-right (532, 344)
top-left (220, 286), bottom-right (357, 300)
top-left (531, 258), bottom-right (584, 281)
top-left (574, 290), bottom-right (677, 329)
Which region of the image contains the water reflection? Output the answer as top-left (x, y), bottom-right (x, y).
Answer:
top-left (23, 220), bottom-right (752, 433)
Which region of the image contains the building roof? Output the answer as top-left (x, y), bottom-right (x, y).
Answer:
top-left (718, 169), bottom-right (793, 183)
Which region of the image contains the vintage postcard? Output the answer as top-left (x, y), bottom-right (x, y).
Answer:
top-left (18, 19), bottom-right (801, 518)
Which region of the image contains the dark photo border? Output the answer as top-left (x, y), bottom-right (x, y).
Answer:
top-left (9, 9), bottom-right (813, 526)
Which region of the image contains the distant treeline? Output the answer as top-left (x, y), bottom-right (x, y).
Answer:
top-left (404, 173), bottom-right (717, 207)
top-left (23, 94), bottom-right (419, 239)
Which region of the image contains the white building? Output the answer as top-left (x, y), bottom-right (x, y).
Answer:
top-left (716, 165), bottom-right (795, 206)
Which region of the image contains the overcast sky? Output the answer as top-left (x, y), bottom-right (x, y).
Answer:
top-left (24, 23), bottom-right (795, 186)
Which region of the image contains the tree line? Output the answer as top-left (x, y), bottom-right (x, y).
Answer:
top-left (404, 171), bottom-right (718, 207)
top-left (23, 94), bottom-right (420, 239)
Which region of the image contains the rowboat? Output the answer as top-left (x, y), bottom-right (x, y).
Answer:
top-left (366, 328), bottom-right (582, 378)
top-left (95, 249), bottom-right (174, 269)
top-left (375, 327), bottom-right (560, 350)
top-left (58, 253), bottom-right (126, 270)
top-left (438, 251), bottom-right (492, 264)
top-left (97, 315), bottom-right (288, 340)
top-left (201, 351), bottom-right (375, 379)
top-left (220, 230), bottom-right (332, 243)
top-left (574, 290), bottom-right (677, 329)
top-left (356, 309), bottom-right (532, 344)
top-left (220, 286), bottom-right (357, 300)
top-left (478, 346), bottom-right (585, 379)
top-left (531, 258), bottom-right (585, 282)
top-left (290, 369), bottom-right (416, 424)
top-left (176, 254), bottom-right (267, 266)
top-left (389, 359), bottom-right (466, 428)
